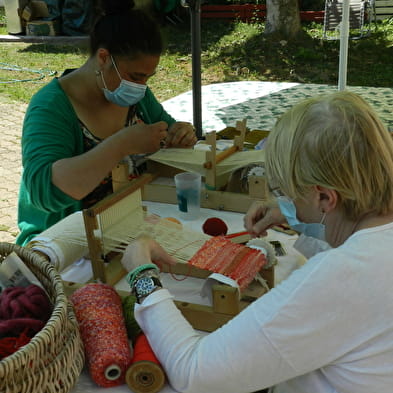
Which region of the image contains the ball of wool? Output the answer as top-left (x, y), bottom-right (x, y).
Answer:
top-left (121, 295), bottom-right (142, 342)
top-left (202, 217), bottom-right (228, 236)
top-left (0, 317), bottom-right (46, 337)
top-left (0, 330), bottom-right (31, 360)
top-left (0, 284), bottom-right (52, 322)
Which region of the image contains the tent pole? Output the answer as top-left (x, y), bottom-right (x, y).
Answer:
top-left (182, 0), bottom-right (203, 139)
top-left (338, 0), bottom-right (350, 91)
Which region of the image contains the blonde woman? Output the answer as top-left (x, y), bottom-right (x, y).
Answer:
top-left (122, 91), bottom-right (393, 393)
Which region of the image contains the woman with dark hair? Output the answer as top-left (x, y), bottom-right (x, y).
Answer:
top-left (17, 0), bottom-right (196, 245)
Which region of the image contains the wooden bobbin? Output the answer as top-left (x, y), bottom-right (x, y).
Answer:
top-left (125, 361), bottom-right (166, 393)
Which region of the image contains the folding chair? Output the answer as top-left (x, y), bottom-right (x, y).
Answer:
top-left (323, 0), bottom-right (376, 39)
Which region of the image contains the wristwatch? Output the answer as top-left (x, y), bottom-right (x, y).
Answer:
top-left (132, 270), bottom-right (162, 303)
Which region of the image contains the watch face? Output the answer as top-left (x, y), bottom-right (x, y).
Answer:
top-left (135, 276), bottom-right (156, 297)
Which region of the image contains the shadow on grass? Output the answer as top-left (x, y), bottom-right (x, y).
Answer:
top-left (17, 43), bottom-right (89, 55)
top-left (12, 18), bottom-right (393, 88)
top-left (201, 21), bottom-right (393, 87)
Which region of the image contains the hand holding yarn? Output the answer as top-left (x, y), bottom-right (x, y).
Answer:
top-left (243, 201), bottom-right (285, 237)
top-left (121, 235), bottom-right (177, 272)
top-left (165, 121), bottom-right (197, 148)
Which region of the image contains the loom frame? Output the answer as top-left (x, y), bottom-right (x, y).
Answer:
top-left (63, 174), bottom-right (274, 332)
top-left (63, 120), bottom-right (274, 331)
top-left (141, 119), bottom-right (269, 214)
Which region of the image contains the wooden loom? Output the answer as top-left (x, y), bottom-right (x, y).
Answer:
top-left (62, 119), bottom-right (274, 331)
top-left (113, 119), bottom-right (269, 214)
top-left (62, 174), bottom-right (274, 333)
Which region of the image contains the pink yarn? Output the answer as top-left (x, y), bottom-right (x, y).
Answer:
top-left (0, 284), bottom-right (52, 322)
top-left (0, 318), bottom-right (45, 337)
top-left (0, 284), bottom-right (52, 338)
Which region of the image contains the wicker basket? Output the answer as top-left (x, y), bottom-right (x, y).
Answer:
top-left (0, 242), bottom-right (85, 393)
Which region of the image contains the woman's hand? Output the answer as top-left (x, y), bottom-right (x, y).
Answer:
top-left (123, 121), bottom-right (168, 154)
top-left (244, 201), bottom-right (286, 237)
top-left (121, 235), bottom-right (177, 272)
top-left (165, 122), bottom-right (197, 148)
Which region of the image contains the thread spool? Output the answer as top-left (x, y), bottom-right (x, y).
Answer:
top-left (125, 333), bottom-right (166, 393)
top-left (104, 364), bottom-right (122, 381)
top-left (70, 283), bottom-right (132, 387)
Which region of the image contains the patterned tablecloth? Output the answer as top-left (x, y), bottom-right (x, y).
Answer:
top-left (162, 81), bottom-right (393, 133)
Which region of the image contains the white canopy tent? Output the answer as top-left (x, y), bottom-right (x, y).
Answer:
top-left (338, 0), bottom-right (350, 90)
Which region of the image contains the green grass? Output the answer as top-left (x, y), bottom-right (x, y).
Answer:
top-left (0, 7), bottom-right (6, 31)
top-left (0, 15), bottom-right (392, 104)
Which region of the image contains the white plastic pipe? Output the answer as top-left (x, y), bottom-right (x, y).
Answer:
top-left (338, 0), bottom-right (350, 90)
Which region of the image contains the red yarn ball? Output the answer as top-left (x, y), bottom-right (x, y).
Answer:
top-left (202, 217), bottom-right (228, 236)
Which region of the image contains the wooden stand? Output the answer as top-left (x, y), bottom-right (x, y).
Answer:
top-left (82, 174), bottom-right (153, 285)
top-left (162, 262), bottom-right (274, 332)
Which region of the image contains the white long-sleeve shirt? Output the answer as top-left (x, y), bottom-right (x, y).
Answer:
top-left (135, 222), bottom-right (393, 393)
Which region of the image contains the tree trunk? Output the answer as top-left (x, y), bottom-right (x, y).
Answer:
top-left (265, 0), bottom-right (301, 38)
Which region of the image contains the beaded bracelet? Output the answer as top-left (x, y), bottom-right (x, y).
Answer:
top-left (126, 263), bottom-right (159, 289)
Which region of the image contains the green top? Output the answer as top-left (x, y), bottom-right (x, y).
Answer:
top-left (17, 78), bottom-right (176, 246)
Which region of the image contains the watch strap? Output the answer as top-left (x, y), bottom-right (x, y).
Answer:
top-left (126, 263), bottom-right (159, 288)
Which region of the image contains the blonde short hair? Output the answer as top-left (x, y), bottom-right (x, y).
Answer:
top-left (265, 91), bottom-right (393, 220)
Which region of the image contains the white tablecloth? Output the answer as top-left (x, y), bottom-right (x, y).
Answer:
top-left (162, 81), bottom-right (393, 133)
top-left (69, 200), bottom-right (304, 393)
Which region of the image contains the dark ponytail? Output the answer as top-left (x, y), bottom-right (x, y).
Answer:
top-left (89, 0), bottom-right (163, 59)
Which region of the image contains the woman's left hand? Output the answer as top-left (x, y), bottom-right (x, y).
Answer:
top-left (165, 122), bottom-right (197, 148)
top-left (121, 235), bottom-right (177, 272)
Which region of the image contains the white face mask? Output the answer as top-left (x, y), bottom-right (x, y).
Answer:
top-left (293, 233), bottom-right (332, 259)
top-left (101, 55), bottom-right (147, 107)
top-left (277, 196), bottom-right (326, 240)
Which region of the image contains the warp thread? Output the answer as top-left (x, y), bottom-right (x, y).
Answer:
top-left (70, 283), bottom-right (133, 387)
top-left (0, 284), bottom-right (52, 360)
top-left (125, 332), bottom-right (166, 393)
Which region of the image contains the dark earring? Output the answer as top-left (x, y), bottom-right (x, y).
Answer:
top-left (95, 70), bottom-right (101, 76)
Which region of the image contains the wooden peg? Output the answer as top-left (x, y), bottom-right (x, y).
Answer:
top-left (112, 162), bottom-right (130, 192)
top-left (205, 131), bottom-right (217, 189)
top-left (234, 119), bottom-right (247, 150)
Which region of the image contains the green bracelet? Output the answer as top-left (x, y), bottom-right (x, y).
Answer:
top-left (126, 263), bottom-right (159, 288)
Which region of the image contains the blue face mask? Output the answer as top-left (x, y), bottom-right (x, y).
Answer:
top-left (101, 56), bottom-right (147, 107)
top-left (277, 196), bottom-right (326, 240)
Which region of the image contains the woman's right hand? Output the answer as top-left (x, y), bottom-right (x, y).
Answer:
top-left (243, 201), bottom-right (287, 237)
top-left (123, 121), bottom-right (168, 154)
top-left (121, 235), bottom-right (177, 272)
